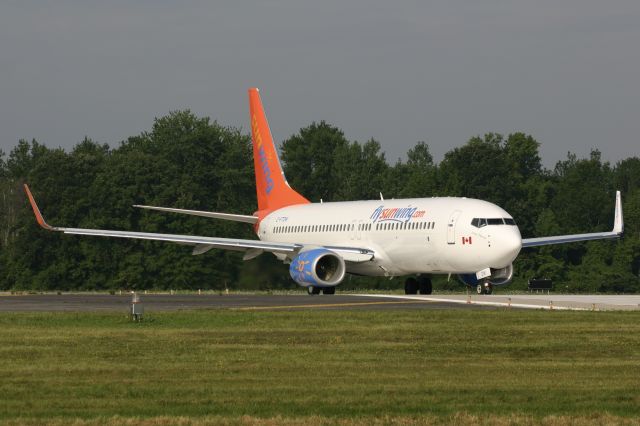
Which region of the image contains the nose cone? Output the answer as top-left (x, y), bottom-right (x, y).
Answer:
top-left (494, 227), bottom-right (522, 267)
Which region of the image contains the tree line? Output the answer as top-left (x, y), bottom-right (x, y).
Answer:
top-left (1, 111), bottom-right (638, 292)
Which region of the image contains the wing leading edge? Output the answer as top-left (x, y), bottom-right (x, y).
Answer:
top-left (521, 191), bottom-right (623, 248)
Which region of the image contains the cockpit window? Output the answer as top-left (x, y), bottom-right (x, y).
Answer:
top-left (471, 218), bottom-right (487, 228)
top-left (471, 217), bottom-right (517, 227)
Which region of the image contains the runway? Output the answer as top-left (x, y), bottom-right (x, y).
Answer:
top-left (0, 293), bottom-right (489, 312)
top-left (1, 292), bottom-right (637, 312)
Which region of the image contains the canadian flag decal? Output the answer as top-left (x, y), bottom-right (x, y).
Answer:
top-left (462, 236), bottom-right (472, 245)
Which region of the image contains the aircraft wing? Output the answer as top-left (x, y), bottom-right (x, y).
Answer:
top-left (521, 191), bottom-right (623, 248)
top-left (24, 185), bottom-right (375, 261)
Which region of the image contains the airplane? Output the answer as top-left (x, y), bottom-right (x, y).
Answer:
top-left (24, 88), bottom-right (624, 295)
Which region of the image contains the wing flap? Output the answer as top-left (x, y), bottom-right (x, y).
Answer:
top-left (522, 231), bottom-right (620, 248)
top-left (60, 227), bottom-right (301, 253)
top-left (324, 246), bottom-right (375, 262)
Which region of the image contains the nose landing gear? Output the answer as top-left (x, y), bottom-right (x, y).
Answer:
top-left (476, 281), bottom-right (493, 295)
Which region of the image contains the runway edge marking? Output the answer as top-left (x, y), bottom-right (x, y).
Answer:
top-left (349, 294), bottom-right (591, 311)
top-left (232, 300), bottom-right (428, 311)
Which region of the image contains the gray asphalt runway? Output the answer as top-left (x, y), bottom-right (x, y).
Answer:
top-left (0, 293), bottom-right (490, 312)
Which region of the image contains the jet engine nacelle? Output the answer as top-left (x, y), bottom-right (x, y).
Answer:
top-left (289, 248), bottom-right (346, 287)
top-left (458, 263), bottom-right (514, 286)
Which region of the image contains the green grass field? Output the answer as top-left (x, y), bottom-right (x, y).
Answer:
top-left (1, 309), bottom-right (640, 425)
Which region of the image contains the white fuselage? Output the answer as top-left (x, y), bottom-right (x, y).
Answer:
top-left (257, 197), bottom-right (522, 277)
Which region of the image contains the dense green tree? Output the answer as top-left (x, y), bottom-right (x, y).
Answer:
top-left (386, 142), bottom-right (438, 198)
top-left (0, 113), bottom-right (637, 293)
top-left (280, 121), bottom-right (350, 202)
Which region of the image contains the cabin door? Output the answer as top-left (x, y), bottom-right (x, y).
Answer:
top-left (447, 210), bottom-right (462, 244)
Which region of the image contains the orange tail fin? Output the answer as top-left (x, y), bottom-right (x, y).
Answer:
top-left (249, 88), bottom-right (309, 214)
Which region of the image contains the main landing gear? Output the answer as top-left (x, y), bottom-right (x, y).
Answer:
top-left (307, 286), bottom-right (335, 295)
top-left (404, 275), bottom-right (432, 295)
top-left (476, 281), bottom-right (493, 295)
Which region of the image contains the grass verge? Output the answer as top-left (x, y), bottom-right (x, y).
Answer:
top-left (1, 309), bottom-right (639, 424)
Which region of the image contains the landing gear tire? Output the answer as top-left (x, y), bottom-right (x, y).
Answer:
top-left (322, 287), bottom-right (335, 295)
top-left (477, 281), bottom-right (493, 295)
top-left (404, 277), bottom-right (418, 295)
top-left (418, 276), bottom-right (432, 295)
top-left (307, 286), bottom-right (321, 295)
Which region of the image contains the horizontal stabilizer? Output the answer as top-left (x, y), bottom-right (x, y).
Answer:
top-left (134, 205), bottom-right (258, 224)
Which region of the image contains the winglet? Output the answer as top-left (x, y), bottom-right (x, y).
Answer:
top-left (613, 190), bottom-right (623, 235)
top-left (23, 184), bottom-right (55, 231)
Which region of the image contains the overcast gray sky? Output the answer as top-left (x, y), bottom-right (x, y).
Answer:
top-left (1, 1), bottom-right (639, 168)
